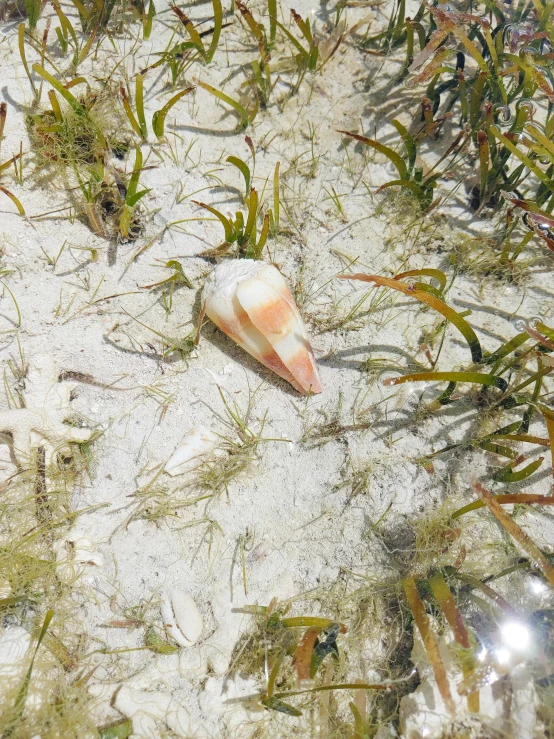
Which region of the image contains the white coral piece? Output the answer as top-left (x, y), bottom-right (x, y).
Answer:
top-left (0, 354), bottom-right (93, 466)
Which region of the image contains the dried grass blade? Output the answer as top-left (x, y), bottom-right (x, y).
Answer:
top-left (408, 26), bottom-right (451, 72)
top-left (453, 493), bottom-right (554, 519)
top-left (538, 404), bottom-right (554, 478)
top-left (403, 576), bottom-right (455, 713)
top-left (408, 49), bottom-right (455, 86)
top-left (473, 482), bottom-right (554, 588)
top-left (339, 274), bottom-right (482, 363)
top-left (429, 573), bottom-right (478, 712)
top-left (293, 626), bottom-right (320, 683)
top-left (337, 131), bottom-right (408, 180)
top-left (491, 126), bottom-right (554, 196)
top-left (383, 371), bottom-right (506, 391)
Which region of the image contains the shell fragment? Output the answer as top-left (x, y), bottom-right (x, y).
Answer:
top-left (164, 426), bottom-right (218, 477)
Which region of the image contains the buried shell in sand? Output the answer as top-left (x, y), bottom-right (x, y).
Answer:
top-left (164, 426), bottom-right (219, 477)
top-left (161, 590), bottom-right (204, 647)
top-left (201, 260), bottom-right (322, 395)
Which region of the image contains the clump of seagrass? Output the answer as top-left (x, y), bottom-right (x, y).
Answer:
top-left (0, 490), bottom-right (100, 737)
top-left (229, 599), bottom-right (354, 723)
top-left (223, 482), bottom-right (554, 738)
top-left (336, 270), bottom-right (554, 488)
top-left (0, 436), bottom-right (100, 737)
top-left (26, 73), bottom-right (145, 242)
top-left (346, 0), bottom-right (554, 273)
top-left (120, 386), bottom-right (274, 534)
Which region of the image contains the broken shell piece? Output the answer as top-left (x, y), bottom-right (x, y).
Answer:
top-left (161, 590), bottom-right (203, 647)
top-left (164, 426), bottom-right (218, 477)
top-left (201, 260), bottom-right (322, 394)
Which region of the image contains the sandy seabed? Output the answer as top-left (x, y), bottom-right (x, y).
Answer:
top-left (1, 0), bottom-right (554, 736)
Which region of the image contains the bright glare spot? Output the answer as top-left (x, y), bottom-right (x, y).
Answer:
top-left (478, 647), bottom-right (488, 662)
top-left (530, 577), bottom-right (547, 595)
top-left (500, 621), bottom-right (531, 652)
top-left (421, 728), bottom-right (431, 738)
top-left (496, 647), bottom-right (511, 665)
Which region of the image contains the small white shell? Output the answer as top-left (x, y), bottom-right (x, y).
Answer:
top-left (164, 426), bottom-right (218, 477)
top-left (162, 590), bottom-right (203, 647)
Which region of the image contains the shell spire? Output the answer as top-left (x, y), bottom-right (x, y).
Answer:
top-left (201, 260), bottom-right (322, 394)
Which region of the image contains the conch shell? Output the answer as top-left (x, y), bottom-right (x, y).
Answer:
top-left (201, 260), bottom-right (322, 394)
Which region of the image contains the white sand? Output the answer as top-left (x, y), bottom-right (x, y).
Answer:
top-left (1, 0), bottom-right (554, 736)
